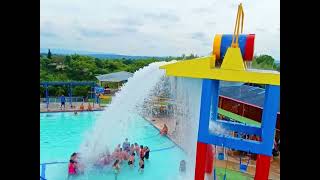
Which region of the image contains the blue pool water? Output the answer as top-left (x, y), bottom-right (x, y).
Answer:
top-left (40, 112), bottom-right (188, 180)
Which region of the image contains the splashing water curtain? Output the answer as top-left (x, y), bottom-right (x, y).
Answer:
top-left (160, 3), bottom-right (280, 180)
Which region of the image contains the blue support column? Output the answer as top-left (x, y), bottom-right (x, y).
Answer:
top-left (211, 80), bottom-right (220, 121)
top-left (69, 85), bottom-right (72, 107)
top-left (45, 84), bottom-right (49, 109)
top-left (260, 85), bottom-right (280, 155)
top-left (198, 79), bottom-right (214, 142)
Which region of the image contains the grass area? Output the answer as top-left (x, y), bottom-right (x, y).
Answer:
top-left (218, 108), bottom-right (261, 127)
top-left (216, 167), bottom-right (253, 180)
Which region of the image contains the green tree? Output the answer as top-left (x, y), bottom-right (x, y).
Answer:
top-left (47, 49), bottom-right (52, 59)
top-left (252, 55), bottom-right (278, 71)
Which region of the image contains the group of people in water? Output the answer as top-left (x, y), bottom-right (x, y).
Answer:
top-left (68, 138), bottom-right (151, 178)
top-left (108, 138), bottom-right (150, 175)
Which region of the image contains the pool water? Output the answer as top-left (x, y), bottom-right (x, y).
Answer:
top-left (40, 112), bottom-right (188, 180)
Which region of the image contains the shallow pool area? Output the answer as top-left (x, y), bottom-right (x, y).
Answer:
top-left (40, 112), bottom-right (188, 180)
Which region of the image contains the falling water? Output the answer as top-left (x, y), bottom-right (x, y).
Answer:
top-left (79, 61), bottom-right (176, 165)
top-left (78, 60), bottom-right (228, 179)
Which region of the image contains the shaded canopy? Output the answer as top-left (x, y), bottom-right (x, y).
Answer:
top-left (95, 71), bottom-right (133, 83)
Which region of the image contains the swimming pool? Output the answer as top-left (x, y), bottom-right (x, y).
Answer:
top-left (40, 112), bottom-right (188, 180)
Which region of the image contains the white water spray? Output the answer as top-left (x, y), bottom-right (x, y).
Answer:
top-left (79, 61), bottom-right (175, 165)
top-left (78, 60), bottom-right (228, 179)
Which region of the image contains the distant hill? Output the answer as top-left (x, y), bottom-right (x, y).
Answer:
top-left (40, 48), bottom-right (164, 60)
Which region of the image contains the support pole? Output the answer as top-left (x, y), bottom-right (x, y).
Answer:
top-left (211, 80), bottom-right (220, 121)
top-left (195, 79), bottom-right (214, 180)
top-left (69, 85), bottom-right (72, 108)
top-left (45, 84), bottom-right (49, 110)
top-left (254, 154), bottom-right (271, 180)
top-left (195, 142), bottom-right (208, 180)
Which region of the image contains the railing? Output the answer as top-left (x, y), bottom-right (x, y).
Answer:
top-left (40, 97), bottom-right (92, 103)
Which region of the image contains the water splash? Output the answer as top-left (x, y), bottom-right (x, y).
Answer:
top-left (79, 61), bottom-right (175, 165)
top-left (78, 60), bottom-right (227, 179)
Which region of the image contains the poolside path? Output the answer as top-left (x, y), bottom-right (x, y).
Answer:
top-left (40, 102), bottom-right (104, 113)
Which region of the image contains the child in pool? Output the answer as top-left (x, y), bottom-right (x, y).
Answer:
top-left (139, 145), bottom-right (145, 160)
top-left (138, 158), bottom-right (144, 173)
top-left (128, 152), bottom-right (135, 168)
top-left (144, 146), bottom-right (150, 160)
top-left (121, 148), bottom-right (129, 161)
top-left (129, 144), bottom-right (135, 155)
top-left (118, 148), bottom-right (124, 163)
top-left (68, 159), bottom-right (77, 179)
top-left (134, 143), bottom-right (140, 157)
top-left (113, 159), bottom-right (121, 174)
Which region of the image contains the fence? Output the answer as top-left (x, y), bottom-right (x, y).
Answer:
top-left (40, 96), bottom-right (92, 103)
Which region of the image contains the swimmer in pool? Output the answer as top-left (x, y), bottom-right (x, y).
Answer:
top-left (139, 145), bottom-right (145, 160)
top-left (144, 146), bottom-right (150, 160)
top-left (68, 159), bottom-right (77, 179)
top-left (138, 158), bottom-right (144, 173)
top-left (128, 152), bottom-right (135, 168)
top-left (129, 144), bottom-right (135, 155)
top-left (122, 138), bottom-right (130, 152)
top-left (134, 143), bottom-right (140, 157)
top-left (113, 159), bottom-right (121, 174)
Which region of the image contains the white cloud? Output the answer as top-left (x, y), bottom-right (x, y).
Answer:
top-left (40, 0), bottom-right (280, 59)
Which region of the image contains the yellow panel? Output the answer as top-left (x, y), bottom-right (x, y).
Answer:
top-left (160, 57), bottom-right (280, 85)
top-left (213, 34), bottom-right (222, 60)
top-left (220, 47), bottom-right (245, 71)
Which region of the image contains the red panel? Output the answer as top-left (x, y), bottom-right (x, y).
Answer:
top-left (195, 142), bottom-right (207, 180)
top-left (205, 144), bottom-right (214, 174)
top-left (218, 95), bottom-right (280, 130)
top-left (244, 34), bottom-right (255, 61)
top-left (254, 155), bottom-right (271, 180)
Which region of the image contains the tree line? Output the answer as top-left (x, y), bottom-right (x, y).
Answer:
top-left (40, 50), bottom-right (279, 97)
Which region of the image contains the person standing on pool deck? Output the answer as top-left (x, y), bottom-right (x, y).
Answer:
top-left (160, 124), bottom-right (168, 136)
top-left (60, 95), bottom-right (66, 110)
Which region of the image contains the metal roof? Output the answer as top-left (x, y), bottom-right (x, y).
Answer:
top-left (219, 84), bottom-right (280, 112)
top-left (95, 71), bottom-right (133, 82)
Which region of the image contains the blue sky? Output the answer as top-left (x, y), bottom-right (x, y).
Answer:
top-left (40, 0), bottom-right (279, 59)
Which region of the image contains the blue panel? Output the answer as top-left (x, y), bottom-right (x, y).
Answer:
top-left (214, 120), bottom-right (261, 136)
top-left (45, 85), bottom-right (49, 108)
top-left (41, 164), bottom-right (46, 180)
top-left (260, 85), bottom-right (280, 155)
top-left (211, 80), bottom-right (220, 121)
top-left (198, 79), bottom-right (214, 141)
top-left (220, 34), bottom-right (247, 60)
top-left (69, 86), bottom-right (72, 106)
top-left (200, 134), bottom-right (272, 155)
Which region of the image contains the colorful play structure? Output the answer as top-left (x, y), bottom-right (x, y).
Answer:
top-left (160, 3), bottom-right (280, 180)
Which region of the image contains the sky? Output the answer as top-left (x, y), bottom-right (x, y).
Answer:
top-left (40, 0), bottom-right (280, 59)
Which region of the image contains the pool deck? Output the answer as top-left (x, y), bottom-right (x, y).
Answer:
top-left (40, 102), bottom-right (105, 113)
top-left (145, 116), bottom-right (280, 180)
